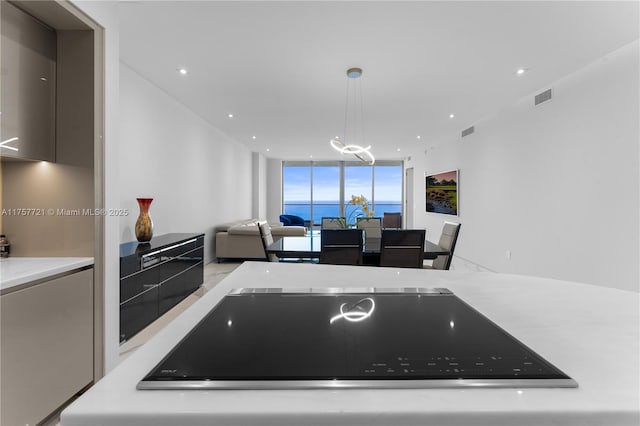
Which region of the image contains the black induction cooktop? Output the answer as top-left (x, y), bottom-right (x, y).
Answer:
top-left (138, 288), bottom-right (577, 389)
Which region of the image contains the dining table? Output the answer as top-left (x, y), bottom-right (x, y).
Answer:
top-left (266, 233), bottom-right (449, 262)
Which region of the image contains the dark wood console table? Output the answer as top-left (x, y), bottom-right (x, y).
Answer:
top-left (119, 233), bottom-right (204, 343)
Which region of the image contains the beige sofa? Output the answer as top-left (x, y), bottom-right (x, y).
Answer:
top-left (215, 219), bottom-right (306, 261)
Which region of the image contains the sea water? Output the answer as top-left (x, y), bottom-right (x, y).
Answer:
top-left (283, 202), bottom-right (401, 225)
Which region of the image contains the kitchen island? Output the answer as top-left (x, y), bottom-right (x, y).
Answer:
top-left (62, 261), bottom-right (639, 426)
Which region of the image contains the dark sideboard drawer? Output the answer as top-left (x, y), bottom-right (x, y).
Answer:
top-left (120, 286), bottom-right (159, 343)
top-left (183, 260), bottom-right (204, 295)
top-left (159, 246), bottom-right (204, 282)
top-left (120, 267), bottom-right (159, 304)
top-left (158, 258), bottom-right (204, 316)
top-left (158, 273), bottom-right (186, 316)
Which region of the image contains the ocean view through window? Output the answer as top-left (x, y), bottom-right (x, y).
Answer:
top-left (283, 161), bottom-right (403, 226)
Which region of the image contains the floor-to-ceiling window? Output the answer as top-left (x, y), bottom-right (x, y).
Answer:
top-left (312, 162), bottom-right (341, 222)
top-left (373, 164), bottom-right (403, 215)
top-left (282, 161), bottom-right (403, 225)
top-left (282, 163), bottom-right (312, 220)
top-left (344, 163), bottom-right (373, 224)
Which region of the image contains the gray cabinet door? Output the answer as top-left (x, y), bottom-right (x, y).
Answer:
top-left (1, 1), bottom-right (56, 161)
top-left (1, 269), bottom-right (94, 426)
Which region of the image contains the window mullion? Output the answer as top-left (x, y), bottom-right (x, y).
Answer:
top-left (309, 161), bottom-right (314, 226)
top-left (339, 161), bottom-right (345, 217)
top-left (371, 165), bottom-right (375, 210)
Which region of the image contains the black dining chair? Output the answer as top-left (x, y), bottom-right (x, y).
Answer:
top-left (382, 212), bottom-right (402, 229)
top-left (424, 222), bottom-right (461, 270)
top-left (379, 229), bottom-right (425, 268)
top-left (319, 229), bottom-right (363, 265)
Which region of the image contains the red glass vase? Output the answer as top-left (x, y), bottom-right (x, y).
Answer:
top-left (135, 198), bottom-right (154, 242)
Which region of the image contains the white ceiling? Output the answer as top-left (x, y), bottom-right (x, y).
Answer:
top-left (118, 1), bottom-right (639, 162)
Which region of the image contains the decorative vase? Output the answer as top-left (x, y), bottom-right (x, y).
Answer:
top-left (135, 198), bottom-right (154, 242)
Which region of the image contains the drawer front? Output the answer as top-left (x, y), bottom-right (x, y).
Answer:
top-left (160, 237), bottom-right (200, 261)
top-left (120, 254), bottom-right (140, 278)
top-left (158, 256), bottom-right (203, 316)
top-left (158, 274), bottom-right (186, 316)
top-left (159, 246), bottom-right (204, 282)
top-left (120, 287), bottom-right (159, 343)
top-left (183, 260), bottom-right (204, 295)
top-left (120, 267), bottom-right (159, 303)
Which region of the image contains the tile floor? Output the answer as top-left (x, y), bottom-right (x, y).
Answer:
top-left (45, 261), bottom-right (241, 426)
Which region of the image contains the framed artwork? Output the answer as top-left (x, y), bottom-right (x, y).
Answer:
top-left (426, 170), bottom-right (458, 215)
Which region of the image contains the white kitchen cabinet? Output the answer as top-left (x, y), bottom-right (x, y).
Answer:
top-left (0, 268), bottom-right (94, 426)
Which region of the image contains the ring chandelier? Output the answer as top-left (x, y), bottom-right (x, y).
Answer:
top-left (329, 138), bottom-right (375, 164)
top-left (329, 67), bottom-right (375, 165)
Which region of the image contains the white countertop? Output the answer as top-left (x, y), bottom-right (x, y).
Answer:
top-left (62, 262), bottom-right (639, 426)
top-left (0, 257), bottom-right (94, 292)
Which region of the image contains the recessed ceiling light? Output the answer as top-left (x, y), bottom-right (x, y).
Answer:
top-left (177, 68), bottom-right (188, 75)
top-left (515, 68), bottom-right (527, 75)
top-left (396, 148), bottom-right (401, 152)
top-left (449, 114), bottom-right (455, 119)
top-left (266, 148), bottom-right (270, 152)
top-left (227, 113), bottom-right (234, 119)
top-left (251, 135), bottom-right (257, 140)
top-left (309, 155), bottom-right (313, 158)
top-left (416, 135), bottom-right (421, 140)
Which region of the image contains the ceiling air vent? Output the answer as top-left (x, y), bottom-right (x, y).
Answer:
top-left (535, 88), bottom-right (552, 106)
top-left (461, 126), bottom-right (475, 137)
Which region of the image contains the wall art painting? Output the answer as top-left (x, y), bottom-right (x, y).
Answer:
top-left (426, 170), bottom-right (458, 215)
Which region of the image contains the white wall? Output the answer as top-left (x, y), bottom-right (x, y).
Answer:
top-left (71, 0), bottom-right (120, 373)
top-left (252, 152), bottom-right (267, 220)
top-left (119, 64), bottom-right (253, 262)
top-left (407, 41), bottom-right (639, 292)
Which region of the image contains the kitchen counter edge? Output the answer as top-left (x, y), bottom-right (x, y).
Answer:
top-left (0, 257), bottom-right (94, 295)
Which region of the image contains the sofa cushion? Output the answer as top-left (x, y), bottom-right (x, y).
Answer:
top-left (226, 221), bottom-right (294, 236)
top-left (272, 226), bottom-right (306, 237)
top-left (217, 219), bottom-right (257, 232)
top-left (227, 223), bottom-right (260, 236)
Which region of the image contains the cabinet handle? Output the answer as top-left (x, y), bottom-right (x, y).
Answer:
top-left (142, 239), bottom-right (197, 260)
top-left (142, 284), bottom-right (156, 288)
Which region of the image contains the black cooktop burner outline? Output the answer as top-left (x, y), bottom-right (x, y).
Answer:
top-left (138, 288), bottom-right (578, 390)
